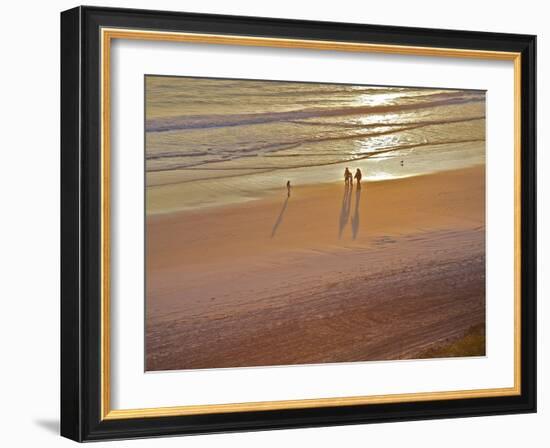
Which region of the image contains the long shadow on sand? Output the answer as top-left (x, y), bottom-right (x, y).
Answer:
top-left (338, 183), bottom-right (353, 238)
top-left (271, 196), bottom-right (290, 237)
top-left (352, 185), bottom-right (362, 239)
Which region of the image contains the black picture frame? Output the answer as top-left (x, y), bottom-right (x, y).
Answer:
top-left (61, 5), bottom-right (536, 442)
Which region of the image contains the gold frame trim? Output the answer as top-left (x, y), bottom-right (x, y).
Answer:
top-left (100, 28), bottom-right (522, 420)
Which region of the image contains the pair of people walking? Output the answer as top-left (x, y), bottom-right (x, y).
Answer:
top-left (344, 167), bottom-right (362, 187)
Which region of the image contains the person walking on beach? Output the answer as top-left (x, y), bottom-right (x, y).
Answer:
top-left (344, 167), bottom-right (352, 186)
top-left (286, 180), bottom-right (291, 197)
top-left (354, 168), bottom-right (363, 188)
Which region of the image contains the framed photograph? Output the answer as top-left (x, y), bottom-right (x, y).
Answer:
top-left (60, 6), bottom-right (536, 441)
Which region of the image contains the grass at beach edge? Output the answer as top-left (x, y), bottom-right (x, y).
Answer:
top-left (417, 323), bottom-right (486, 359)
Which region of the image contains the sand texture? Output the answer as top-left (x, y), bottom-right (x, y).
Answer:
top-left (146, 166), bottom-right (485, 371)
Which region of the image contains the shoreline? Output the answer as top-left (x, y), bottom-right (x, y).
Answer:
top-left (146, 156), bottom-right (485, 215)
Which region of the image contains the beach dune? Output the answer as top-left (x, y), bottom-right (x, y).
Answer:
top-left (145, 165), bottom-right (485, 371)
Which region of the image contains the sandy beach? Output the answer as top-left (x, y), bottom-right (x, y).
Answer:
top-left (145, 165), bottom-right (485, 371)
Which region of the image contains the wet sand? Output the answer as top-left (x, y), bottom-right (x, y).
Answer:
top-left (146, 165), bottom-right (485, 371)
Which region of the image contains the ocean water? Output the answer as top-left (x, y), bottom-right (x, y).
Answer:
top-left (145, 76), bottom-right (485, 214)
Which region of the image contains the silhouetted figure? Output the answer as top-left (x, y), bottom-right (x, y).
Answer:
top-left (344, 167), bottom-right (352, 186)
top-left (286, 180), bottom-right (291, 197)
top-left (354, 168), bottom-right (363, 188)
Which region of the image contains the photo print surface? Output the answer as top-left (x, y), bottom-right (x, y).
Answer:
top-left (144, 76), bottom-right (486, 371)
